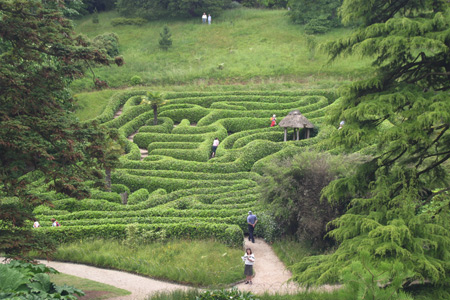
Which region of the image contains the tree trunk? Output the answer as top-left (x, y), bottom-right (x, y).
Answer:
top-left (153, 107), bottom-right (158, 125)
top-left (105, 167), bottom-right (112, 192)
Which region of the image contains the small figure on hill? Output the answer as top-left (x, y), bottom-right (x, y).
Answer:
top-left (211, 138), bottom-right (219, 158)
top-left (33, 220), bottom-right (40, 228)
top-left (338, 120), bottom-right (345, 130)
top-left (51, 218), bottom-right (61, 227)
top-left (270, 114), bottom-right (276, 127)
top-left (242, 247), bottom-right (255, 285)
top-left (202, 13), bottom-right (207, 24)
top-left (208, 14), bottom-right (212, 25)
top-left (247, 211), bottom-right (257, 243)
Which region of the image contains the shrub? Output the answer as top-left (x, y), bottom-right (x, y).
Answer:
top-left (111, 184), bottom-right (131, 195)
top-left (92, 33), bottom-right (119, 57)
top-left (197, 288), bottom-right (258, 300)
top-left (127, 188), bottom-right (150, 205)
top-left (111, 17), bottom-right (146, 26)
top-left (130, 75), bottom-right (143, 85)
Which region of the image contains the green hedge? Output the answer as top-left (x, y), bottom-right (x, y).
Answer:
top-left (233, 132), bottom-right (284, 148)
top-left (90, 190), bottom-right (122, 204)
top-left (112, 171), bottom-right (255, 193)
top-left (159, 104), bottom-right (209, 123)
top-left (127, 188), bottom-right (150, 205)
top-left (133, 132), bottom-right (205, 149)
top-left (122, 169), bottom-right (261, 181)
top-left (36, 223), bottom-right (243, 247)
top-left (147, 142), bottom-right (200, 151)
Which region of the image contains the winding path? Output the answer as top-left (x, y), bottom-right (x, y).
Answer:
top-left (36, 238), bottom-right (334, 300)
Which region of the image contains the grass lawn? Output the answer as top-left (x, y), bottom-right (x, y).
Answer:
top-left (71, 8), bottom-right (372, 92)
top-left (50, 273), bottom-right (131, 300)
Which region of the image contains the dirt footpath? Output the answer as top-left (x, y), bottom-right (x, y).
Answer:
top-left (36, 238), bottom-right (338, 299)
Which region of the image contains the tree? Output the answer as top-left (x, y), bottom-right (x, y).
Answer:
top-left (288, 0), bottom-right (342, 33)
top-left (140, 91), bottom-right (166, 125)
top-left (258, 151), bottom-right (359, 248)
top-left (293, 0), bottom-right (450, 288)
top-left (0, 0), bottom-right (122, 259)
top-left (159, 25), bottom-right (172, 51)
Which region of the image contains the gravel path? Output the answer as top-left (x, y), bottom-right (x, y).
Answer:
top-left (36, 238), bottom-right (338, 299)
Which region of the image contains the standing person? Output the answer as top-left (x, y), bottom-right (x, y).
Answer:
top-left (202, 13), bottom-right (207, 24)
top-left (51, 218), bottom-right (61, 227)
top-left (33, 220), bottom-right (40, 228)
top-left (208, 14), bottom-right (211, 25)
top-left (211, 137), bottom-right (219, 158)
top-left (243, 248), bottom-right (255, 284)
top-left (270, 118), bottom-right (276, 127)
top-left (338, 120), bottom-right (345, 130)
top-left (247, 211), bottom-right (257, 243)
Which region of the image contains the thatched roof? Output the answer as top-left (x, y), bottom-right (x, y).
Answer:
top-left (278, 110), bottom-right (314, 128)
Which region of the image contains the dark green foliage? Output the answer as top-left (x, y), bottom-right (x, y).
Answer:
top-left (259, 151), bottom-right (358, 248)
top-left (0, 260), bottom-right (84, 299)
top-left (292, 0), bottom-right (450, 289)
top-left (116, 0), bottom-right (231, 20)
top-left (92, 7), bottom-right (99, 23)
top-left (111, 17), bottom-right (147, 26)
top-left (159, 25), bottom-right (172, 51)
top-left (92, 32), bottom-right (120, 57)
top-left (289, 0), bottom-right (342, 33)
top-left (0, 0), bottom-right (120, 258)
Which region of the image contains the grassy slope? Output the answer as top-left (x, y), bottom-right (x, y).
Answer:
top-left (71, 9), bottom-right (371, 92)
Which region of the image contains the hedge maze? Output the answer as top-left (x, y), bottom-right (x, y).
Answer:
top-left (35, 90), bottom-right (337, 247)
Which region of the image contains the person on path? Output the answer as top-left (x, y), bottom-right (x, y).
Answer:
top-left (270, 114), bottom-right (276, 127)
top-left (51, 218), bottom-right (61, 227)
top-left (208, 14), bottom-right (211, 25)
top-left (202, 13), bottom-right (207, 24)
top-left (243, 248), bottom-right (255, 284)
top-left (247, 211), bottom-right (257, 243)
top-left (211, 137), bottom-right (219, 158)
top-left (33, 220), bottom-right (40, 228)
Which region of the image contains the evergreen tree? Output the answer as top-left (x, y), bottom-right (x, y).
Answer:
top-left (159, 25), bottom-right (172, 51)
top-left (92, 7), bottom-right (99, 23)
top-left (292, 0), bottom-right (450, 289)
top-left (0, 0), bottom-right (122, 259)
top-left (289, 0), bottom-right (342, 33)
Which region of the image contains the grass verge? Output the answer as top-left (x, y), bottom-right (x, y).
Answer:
top-left (52, 239), bottom-right (244, 287)
top-left (50, 273), bottom-right (130, 300)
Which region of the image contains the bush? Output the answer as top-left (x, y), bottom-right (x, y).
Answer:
top-left (130, 75), bottom-right (143, 85)
top-left (127, 188), bottom-right (150, 205)
top-left (111, 17), bottom-right (146, 26)
top-left (197, 288), bottom-right (258, 300)
top-left (92, 33), bottom-right (120, 57)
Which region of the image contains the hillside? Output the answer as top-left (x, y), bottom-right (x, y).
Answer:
top-left (71, 9), bottom-right (372, 91)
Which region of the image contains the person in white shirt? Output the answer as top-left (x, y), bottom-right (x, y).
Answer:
top-left (202, 13), bottom-right (207, 24)
top-left (243, 248), bottom-right (255, 284)
top-left (208, 14), bottom-right (211, 25)
top-left (33, 220), bottom-right (40, 228)
top-left (211, 138), bottom-right (219, 158)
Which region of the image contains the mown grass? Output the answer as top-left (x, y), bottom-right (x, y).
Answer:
top-left (49, 273), bottom-right (131, 300)
top-left (74, 89), bottom-right (116, 120)
top-left (52, 239), bottom-right (244, 287)
top-left (71, 8), bottom-right (372, 91)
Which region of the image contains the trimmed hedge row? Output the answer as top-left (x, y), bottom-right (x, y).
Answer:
top-left (219, 127), bottom-right (279, 150)
top-left (123, 169), bottom-right (261, 181)
top-left (127, 188), bottom-right (150, 205)
top-left (35, 223), bottom-right (243, 247)
top-left (133, 132), bottom-right (205, 148)
top-left (120, 158), bottom-right (242, 173)
top-left (159, 104), bottom-right (209, 123)
top-left (89, 90), bottom-right (146, 124)
top-left (209, 95), bottom-right (324, 110)
top-left (172, 123), bottom-right (223, 135)
top-left (233, 132), bottom-right (284, 148)
top-left (148, 142), bottom-right (200, 151)
top-left (112, 171), bottom-right (256, 193)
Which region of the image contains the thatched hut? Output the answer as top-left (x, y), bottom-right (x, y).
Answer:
top-left (278, 110), bottom-right (314, 141)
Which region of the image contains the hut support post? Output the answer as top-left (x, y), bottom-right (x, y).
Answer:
top-left (284, 128), bottom-right (287, 142)
top-left (306, 128), bottom-right (310, 139)
top-left (296, 128), bottom-right (300, 140)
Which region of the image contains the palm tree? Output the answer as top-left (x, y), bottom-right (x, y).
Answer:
top-left (140, 91), bottom-right (166, 125)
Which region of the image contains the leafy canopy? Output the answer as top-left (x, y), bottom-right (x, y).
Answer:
top-left (292, 0), bottom-right (450, 288)
top-left (0, 0), bottom-right (122, 258)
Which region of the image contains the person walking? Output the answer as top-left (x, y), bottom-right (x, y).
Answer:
top-left (247, 211), bottom-right (257, 243)
top-left (33, 220), bottom-right (40, 228)
top-left (243, 248), bottom-right (255, 284)
top-left (208, 14), bottom-right (211, 25)
top-left (51, 218), bottom-right (61, 227)
top-left (211, 137), bottom-right (219, 158)
top-left (202, 13), bottom-right (207, 24)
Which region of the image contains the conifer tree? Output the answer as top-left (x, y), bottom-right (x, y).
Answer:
top-left (0, 0), bottom-right (122, 259)
top-left (159, 25), bottom-right (172, 51)
top-left (292, 0), bottom-right (450, 289)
